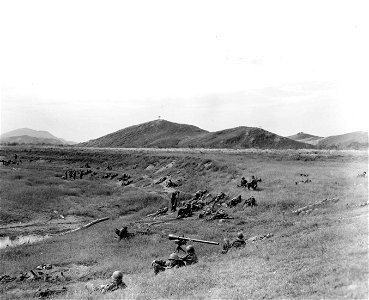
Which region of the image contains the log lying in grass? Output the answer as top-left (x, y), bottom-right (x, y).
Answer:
top-left (58, 217), bottom-right (110, 236)
top-left (293, 198), bottom-right (339, 215)
top-left (82, 217), bottom-right (109, 228)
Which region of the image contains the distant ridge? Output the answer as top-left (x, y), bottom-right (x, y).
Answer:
top-left (79, 120), bottom-right (314, 149)
top-left (0, 128), bottom-right (76, 145)
top-left (317, 131), bottom-right (368, 150)
top-left (288, 132), bottom-right (324, 145)
top-left (79, 119), bottom-right (208, 148)
top-left (180, 127), bottom-right (313, 149)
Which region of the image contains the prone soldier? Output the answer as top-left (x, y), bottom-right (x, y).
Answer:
top-left (152, 253), bottom-right (186, 275)
top-left (95, 271), bottom-right (127, 293)
top-left (232, 232), bottom-right (246, 247)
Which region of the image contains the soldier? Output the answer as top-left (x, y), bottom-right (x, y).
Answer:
top-left (171, 191), bottom-right (180, 212)
top-left (231, 232), bottom-right (246, 248)
top-left (115, 227), bottom-right (132, 241)
top-left (181, 245), bottom-right (198, 265)
top-left (95, 271), bottom-right (127, 293)
top-left (240, 177), bottom-right (247, 187)
top-left (152, 253), bottom-right (186, 275)
top-left (177, 203), bottom-right (192, 218)
top-left (221, 238), bottom-right (231, 254)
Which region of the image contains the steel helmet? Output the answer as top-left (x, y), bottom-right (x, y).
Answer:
top-left (186, 245), bottom-right (195, 253)
top-left (237, 232), bottom-right (244, 239)
top-left (111, 271), bottom-right (123, 281)
top-left (168, 253), bottom-right (180, 260)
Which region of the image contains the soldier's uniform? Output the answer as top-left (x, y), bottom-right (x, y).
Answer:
top-left (181, 245), bottom-right (198, 265)
top-left (231, 232), bottom-right (246, 247)
top-left (171, 191), bottom-right (179, 212)
top-left (221, 238), bottom-right (231, 254)
top-left (152, 253), bottom-right (185, 275)
top-left (95, 271), bottom-right (127, 293)
top-left (97, 281), bottom-right (127, 293)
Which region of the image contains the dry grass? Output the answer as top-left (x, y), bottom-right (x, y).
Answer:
top-left (0, 146), bottom-right (367, 299)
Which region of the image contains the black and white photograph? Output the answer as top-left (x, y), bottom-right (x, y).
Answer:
top-left (1, 0), bottom-right (368, 299)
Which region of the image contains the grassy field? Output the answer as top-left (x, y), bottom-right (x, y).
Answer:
top-left (0, 146), bottom-right (367, 299)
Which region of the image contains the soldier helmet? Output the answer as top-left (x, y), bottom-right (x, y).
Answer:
top-left (186, 245), bottom-right (195, 253)
top-left (237, 232), bottom-right (244, 239)
top-left (111, 271), bottom-right (123, 281)
top-left (168, 253), bottom-right (180, 260)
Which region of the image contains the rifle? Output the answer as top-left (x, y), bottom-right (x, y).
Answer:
top-left (168, 234), bottom-right (219, 246)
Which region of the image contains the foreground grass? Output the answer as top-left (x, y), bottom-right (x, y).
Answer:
top-left (0, 146), bottom-right (367, 299)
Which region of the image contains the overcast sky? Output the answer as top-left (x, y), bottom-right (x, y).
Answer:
top-left (1, 0), bottom-right (368, 142)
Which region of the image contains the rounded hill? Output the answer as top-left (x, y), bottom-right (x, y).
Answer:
top-left (317, 131), bottom-right (368, 150)
top-left (79, 120), bottom-right (208, 148)
top-left (180, 127), bottom-right (314, 149)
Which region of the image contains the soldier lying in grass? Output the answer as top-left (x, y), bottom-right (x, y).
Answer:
top-left (95, 271), bottom-right (127, 293)
top-left (152, 245), bottom-right (198, 275)
top-left (221, 232), bottom-right (246, 254)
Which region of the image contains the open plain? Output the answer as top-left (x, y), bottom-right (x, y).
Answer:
top-left (0, 146), bottom-right (368, 299)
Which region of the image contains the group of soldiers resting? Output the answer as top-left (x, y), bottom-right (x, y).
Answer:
top-left (1, 154), bottom-right (21, 166)
top-left (239, 176), bottom-right (262, 190)
top-left (61, 163), bottom-right (133, 186)
top-left (63, 168), bottom-right (93, 180)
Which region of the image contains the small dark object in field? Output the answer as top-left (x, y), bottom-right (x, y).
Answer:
top-left (115, 227), bottom-right (135, 241)
top-left (295, 179), bottom-right (312, 185)
top-left (147, 206), bottom-right (168, 217)
top-left (177, 203), bottom-right (192, 218)
top-left (155, 176), bottom-right (167, 184)
top-left (171, 191), bottom-right (180, 212)
top-left (206, 209), bottom-right (232, 221)
top-left (227, 195), bottom-right (242, 207)
top-left (166, 179), bottom-right (178, 187)
top-left (192, 189), bottom-right (208, 200)
top-left (243, 196), bottom-right (257, 207)
top-left (221, 232), bottom-right (246, 254)
top-left (122, 179), bottom-right (133, 186)
top-left (35, 286), bottom-right (67, 298)
top-left (357, 171), bottom-right (366, 177)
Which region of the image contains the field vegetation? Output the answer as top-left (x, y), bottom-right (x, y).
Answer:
top-left (0, 146), bottom-right (367, 299)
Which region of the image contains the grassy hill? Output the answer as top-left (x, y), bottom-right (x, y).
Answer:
top-left (180, 127), bottom-right (314, 149)
top-left (79, 119), bottom-right (208, 148)
top-left (80, 121), bottom-right (314, 149)
top-left (0, 146), bottom-right (367, 299)
top-left (317, 131), bottom-right (368, 150)
top-left (288, 132), bottom-right (324, 145)
top-left (0, 128), bottom-right (76, 145)
top-left (0, 135), bottom-right (65, 145)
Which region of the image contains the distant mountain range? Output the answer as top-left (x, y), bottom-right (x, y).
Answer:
top-left (79, 120), bottom-right (316, 149)
top-left (287, 132), bottom-right (324, 145)
top-left (2, 123), bottom-right (367, 150)
top-left (0, 128), bottom-right (76, 145)
top-left (287, 131), bottom-right (368, 150)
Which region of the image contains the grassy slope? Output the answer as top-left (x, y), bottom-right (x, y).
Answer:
top-left (0, 146), bottom-right (368, 299)
top-left (317, 132), bottom-right (368, 150)
top-left (79, 120), bottom-right (208, 148)
top-left (180, 127), bottom-right (314, 149)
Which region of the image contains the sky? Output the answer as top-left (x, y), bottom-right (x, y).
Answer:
top-left (1, 0), bottom-right (368, 142)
